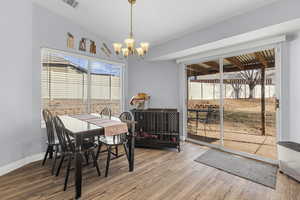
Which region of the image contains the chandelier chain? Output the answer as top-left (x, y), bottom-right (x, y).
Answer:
top-left (130, 2), bottom-right (133, 38)
top-left (112, 0), bottom-right (149, 58)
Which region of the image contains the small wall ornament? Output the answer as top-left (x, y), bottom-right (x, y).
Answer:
top-left (89, 40), bottom-right (97, 54)
top-left (67, 32), bottom-right (74, 49)
top-left (102, 43), bottom-right (112, 55)
top-left (79, 38), bottom-right (87, 52)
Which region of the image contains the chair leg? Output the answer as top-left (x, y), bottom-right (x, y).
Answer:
top-left (51, 148), bottom-right (58, 175)
top-left (96, 143), bottom-right (102, 161)
top-left (123, 144), bottom-right (129, 162)
top-left (64, 154), bottom-right (72, 191)
top-left (105, 146), bottom-right (111, 177)
top-left (84, 151), bottom-right (89, 165)
top-left (42, 146), bottom-right (50, 166)
top-left (91, 151), bottom-right (101, 176)
top-left (49, 146), bottom-right (54, 159)
top-left (56, 154), bottom-right (65, 176)
top-left (115, 146), bottom-right (119, 157)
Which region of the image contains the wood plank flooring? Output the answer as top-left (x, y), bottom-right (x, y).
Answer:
top-left (0, 143), bottom-right (299, 200)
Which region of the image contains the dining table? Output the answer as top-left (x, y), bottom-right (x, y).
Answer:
top-left (58, 114), bottom-right (136, 200)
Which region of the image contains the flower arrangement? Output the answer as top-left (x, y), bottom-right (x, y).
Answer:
top-left (130, 93), bottom-right (150, 110)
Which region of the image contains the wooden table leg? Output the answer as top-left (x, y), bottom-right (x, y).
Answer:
top-left (75, 136), bottom-right (83, 199)
top-left (128, 123), bottom-right (135, 172)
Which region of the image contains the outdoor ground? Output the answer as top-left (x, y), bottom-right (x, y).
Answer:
top-left (188, 98), bottom-right (277, 160)
top-left (43, 99), bottom-right (121, 116)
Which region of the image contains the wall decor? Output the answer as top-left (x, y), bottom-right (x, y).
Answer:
top-left (101, 47), bottom-right (110, 57)
top-left (130, 93), bottom-right (150, 110)
top-left (79, 38), bottom-right (87, 51)
top-left (67, 32), bottom-right (74, 48)
top-left (90, 40), bottom-right (97, 54)
top-left (102, 42), bottom-right (112, 55)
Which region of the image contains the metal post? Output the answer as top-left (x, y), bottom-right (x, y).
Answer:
top-left (201, 82), bottom-right (203, 99)
top-left (87, 60), bottom-right (91, 113)
top-left (261, 65), bottom-right (266, 136)
top-left (219, 58), bottom-right (224, 146)
top-left (213, 83), bottom-right (216, 100)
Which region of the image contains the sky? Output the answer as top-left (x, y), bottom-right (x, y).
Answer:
top-left (61, 53), bottom-right (121, 76)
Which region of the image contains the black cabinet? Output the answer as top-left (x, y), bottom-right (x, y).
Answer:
top-left (131, 109), bottom-right (180, 152)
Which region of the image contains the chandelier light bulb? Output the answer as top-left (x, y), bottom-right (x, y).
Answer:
top-left (124, 38), bottom-right (135, 51)
top-left (122, 48), bottom-right (129, 58)
top-left (140, 42), bottom-right (150, 53)
top-left (136, 48), bottom-right (144, 57)
top-left (113, 43), bottom-right (122, 55)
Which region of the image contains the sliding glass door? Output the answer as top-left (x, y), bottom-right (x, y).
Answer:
top-left (187, 60), bottom-right (221, 146)
top-left (186, 48), bottom-right (279, 160)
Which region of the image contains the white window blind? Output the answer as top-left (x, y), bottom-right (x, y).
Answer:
top-left (41, 49), bottom-right (122, 119)
top-left (89, 61), bottom-right (121, 116)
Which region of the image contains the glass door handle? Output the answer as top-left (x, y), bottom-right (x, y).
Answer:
top-left (275, 98), bottom-right (280, 110)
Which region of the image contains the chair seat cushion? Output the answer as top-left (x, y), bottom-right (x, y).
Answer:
top-left (46, 139), bottom-right (60, 145)
top-left (99, 135), bottom-right (127, 145)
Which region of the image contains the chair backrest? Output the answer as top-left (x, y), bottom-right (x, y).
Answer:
top-left (119, 112), bottom-right (134, 139)
top-left (206, 110), bottom-right (220, 123)
top-left (42, 109), bottom-right (55, 145)
top-left (100, 107), bottom-right (112, 119)
top-left (119, 111), bottom-right (134, 122)
top-left (53, 116), bottom-right (74, 153)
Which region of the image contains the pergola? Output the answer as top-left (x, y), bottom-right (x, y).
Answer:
top-left (186, 49), bottom-right (275, 76)
top-left (186, 49), bottom-right (275, 136)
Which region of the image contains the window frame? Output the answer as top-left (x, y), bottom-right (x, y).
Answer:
top-left (41, 48), bottom-right (126, 127)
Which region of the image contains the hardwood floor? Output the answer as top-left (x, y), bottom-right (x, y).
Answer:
top-left (0, 143), bottom-right (299, 200)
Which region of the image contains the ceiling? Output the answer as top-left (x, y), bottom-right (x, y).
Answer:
top-left (34, 0), bottom-right (281, 46)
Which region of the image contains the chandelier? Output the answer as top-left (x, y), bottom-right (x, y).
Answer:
top-left (113, 0), bottom-right (149, 58)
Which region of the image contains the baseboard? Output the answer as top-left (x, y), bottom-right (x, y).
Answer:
top-left (0, 152), bottom-right (44, 176)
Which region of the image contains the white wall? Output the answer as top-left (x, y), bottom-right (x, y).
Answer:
top-left (32, 4), bottom-right (126, 152)
top-left (287, 32), bottom-right (300, 143)
top-left (0, 0), bottom-right (35, 167)
top-left (0, 1), bottom-right (126, 169)
top-left (127, 59), bottom-right (179, 110)
top-left (149, 0), bottom-right (300, 59)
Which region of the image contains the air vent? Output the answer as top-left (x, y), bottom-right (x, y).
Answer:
top-left (62, 0), bottom-right (79, 8)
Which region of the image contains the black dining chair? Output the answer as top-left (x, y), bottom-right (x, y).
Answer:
top-left (99, 111), bottom-right (134, 177)
top-left (95, 107), bottom-right (112, 159)
top-left (100, 107), bottom-right (112, 119)
top-left (53, 116), bottom-right (101, 191)
top-left (199, 108), bottom-right (220, 136)
top-left (42, 109), bottom-right (60, 175)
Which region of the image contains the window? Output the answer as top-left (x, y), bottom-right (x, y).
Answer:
top-left (41, 49), bottom-right (123, 119)
top-left (89, 61), bottom-right (122, 116)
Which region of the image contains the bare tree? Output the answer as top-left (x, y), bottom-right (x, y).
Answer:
top-left (240, 69), bottom-right (261, 99)
top-left (231, 83), bottom-right (242, 99)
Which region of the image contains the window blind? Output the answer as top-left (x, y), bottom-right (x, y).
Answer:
top-left (41, 49), bottom-right (122, 119)
top-left (89, 61), bottom-right (121, 116)
top-left (42, 50), bottom-right (88, 115)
